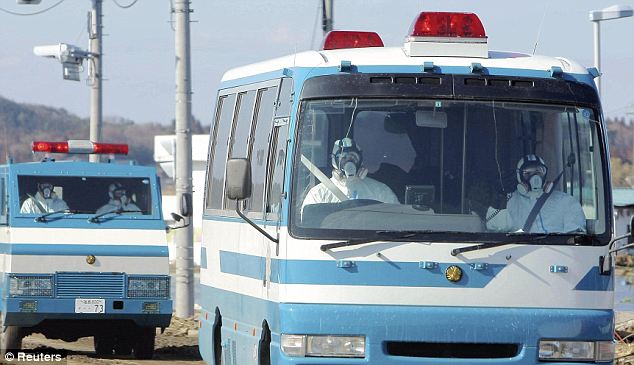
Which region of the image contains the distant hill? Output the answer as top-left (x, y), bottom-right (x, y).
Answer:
top-left (0, 95), bottom-right (209, 168)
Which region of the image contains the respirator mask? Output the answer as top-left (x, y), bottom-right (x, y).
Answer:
top-left (39, 183), bottom-right (53, 199)
top-left (517, 155), bottom-right (549, 194)
top-left (331, 138), bottom-right (366, 179)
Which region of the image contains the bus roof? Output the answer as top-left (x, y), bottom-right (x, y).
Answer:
top-left (221, 47), bottom-right (590, 84)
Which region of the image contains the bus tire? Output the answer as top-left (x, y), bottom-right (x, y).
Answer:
top-left (94, 334), bottom-right (115, 356)
top-left (0, 326), bottom-right (21, 354)
top-left (258, 321), bottom-right (271, 365)
top-left (213, 309), bottom-right (222, 365)
top-left (133, 327), bottom-right (155, 360)
top-left (114, 334), bottom-right (133, 356)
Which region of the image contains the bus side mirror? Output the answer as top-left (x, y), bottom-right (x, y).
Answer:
top-left (180, 192), bottom-right (193, 217)
top-left (226, 158), bottom-right (252, 201)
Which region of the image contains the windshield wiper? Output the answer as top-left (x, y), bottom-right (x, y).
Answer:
top-left (88, 208), bottom-right (142, 223)
top-left (35, 209), bottom-right (77, 223)
top-left (320, 230), bottom-right (452, 251)
top-left (451, 233), bottom-right (558, 256)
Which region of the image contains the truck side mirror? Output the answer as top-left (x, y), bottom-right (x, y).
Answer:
top-left (226, 158), bottom-right (252, 201)
top-left (180, 193), bottom-right (193, 218)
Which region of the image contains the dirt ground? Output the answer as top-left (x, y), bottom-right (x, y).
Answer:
top-left (16, 315), bottom-right (203, 365)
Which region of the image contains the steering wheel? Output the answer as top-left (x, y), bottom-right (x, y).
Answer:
top-left (334, 199), bottom-right (382, 209)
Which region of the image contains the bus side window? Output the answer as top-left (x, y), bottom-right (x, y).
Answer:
top-left (225, 90), bottom-right (257, 210)
top-left (207, 93), bottom-right (237, 211)
top-left (265, 77), bottom-right (293, 220)
top-left (0, 177), bottom-right (6, 224)
top-left (248, 86), bottom-right (278, 214)
top-left (266, 124), bottom-right (289, 220)
top-left (276, 77), bottom-right (293, 117)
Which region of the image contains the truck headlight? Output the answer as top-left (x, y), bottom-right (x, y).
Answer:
top-left (539, 340), bottom-right (614, 362)
top-left (281, 334), bottom-right (365, 358)
top-left (127, 276), bottom-right (169, 298)
top-left (9, 275), bottom-right (53, 297)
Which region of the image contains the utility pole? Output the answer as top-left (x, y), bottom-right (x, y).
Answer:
top-left (173, 0), bottom-right (194, 318)
top-left (322, 0), bottom-right (333, 35)
top-left (88, 0), bottom-right (103, 162)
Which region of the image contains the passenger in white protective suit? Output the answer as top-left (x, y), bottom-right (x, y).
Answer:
top-left (95, 182), bottom-right (142, 215)
top-left (20, 182), bottom-right (69, 214)
top-left (486, 154), bottom-right (586, 233)
top-left (301, 138), bottom-right (399, 214)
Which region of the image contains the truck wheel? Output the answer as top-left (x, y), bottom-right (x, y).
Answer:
top-left (94, 334), bottom-right (115, 356)
top-left (114, 334), bottom-right (133, 356)
top-left (1, 326), bottom-right (22, 354)
top-left (133, 327), bottom-right (156, 360)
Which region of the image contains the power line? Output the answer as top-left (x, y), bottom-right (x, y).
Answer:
top-left (111, 0), bottom-right (140, 9)
top-left (0, 0), bottom-right (66, 16)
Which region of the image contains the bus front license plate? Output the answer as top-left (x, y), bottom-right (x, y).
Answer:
top-left (75, 299), bottom-right (105, 313)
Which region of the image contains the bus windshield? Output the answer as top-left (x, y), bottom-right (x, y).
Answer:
top-left (17, 175), bottom-right (153, 216)
top-left (291, 98), bottom-right (608, 241)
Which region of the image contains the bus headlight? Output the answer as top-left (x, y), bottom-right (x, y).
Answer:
top-left (281, 334), bottom-right (365, 358)
top-left (538, 340), bottom-right (614, 362)
top-left (127, 276), bottom-right (169, 298)
top-left (9, 275), bottom-right (53, 297)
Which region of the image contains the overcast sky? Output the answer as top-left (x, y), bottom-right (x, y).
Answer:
top-left (1, 0), bottom-right (633, 126)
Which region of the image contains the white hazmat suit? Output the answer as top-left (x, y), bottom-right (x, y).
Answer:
top-left (486, 154), bottom-right (586, 233)
top-left (486, 189), bottom-right (586, 233)
top-left (20, 192), bottom-right (69, 214)
top-left (302, 175), bottom-right (399, 213)
top-left (95, 199), bottom-right (141, 215)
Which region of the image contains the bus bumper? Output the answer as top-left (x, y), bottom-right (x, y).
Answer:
top-left (272, 304), bottom-right (614, 365)
top-left (3, 297), bottom-right (172, 327)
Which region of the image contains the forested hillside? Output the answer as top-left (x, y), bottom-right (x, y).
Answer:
top-left (0, 95), bottom-right (209, 166)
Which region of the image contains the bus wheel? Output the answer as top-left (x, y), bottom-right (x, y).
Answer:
top-left (114, 334), bottom-right (133, 356)
top-left (133, 327), bottom-right (156, 360)
top-left (258, 321), bottom-right (271, 365)
top-left (0, 326), bottom-right (22, 354)
top-left (213, 309), bottom-right (222, 365)
top-left (94, 334), bottom-right (115, 356)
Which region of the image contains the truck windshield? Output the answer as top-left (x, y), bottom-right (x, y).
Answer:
top-left (17, 176), bottom-right (152, 216)
top-left (291, 98), bottom-right (608, 241)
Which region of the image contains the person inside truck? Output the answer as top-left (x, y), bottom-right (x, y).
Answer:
top-left (20, 181), bottom-right (69, 214)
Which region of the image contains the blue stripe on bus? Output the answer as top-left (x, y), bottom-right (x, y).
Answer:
top-left (574, 266), bottom-right (614, 291)
top-left (0, 243), bottom-right (168, 257)
top-left (219, 250), bottom-right (505, 288)
top-left (8, 218), bottom-right (167, 230)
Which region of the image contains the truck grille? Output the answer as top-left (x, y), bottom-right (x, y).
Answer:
top-left (56, 272), bottom-right (125, 298)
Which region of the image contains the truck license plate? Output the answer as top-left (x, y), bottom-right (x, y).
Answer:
top-left (75, 299), bottom-right (105, 313)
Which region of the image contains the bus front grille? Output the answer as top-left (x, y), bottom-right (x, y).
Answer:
top-left (56, 272), bottom-right (125, 298)
top-left (385, 341), bottom-right (520, 359)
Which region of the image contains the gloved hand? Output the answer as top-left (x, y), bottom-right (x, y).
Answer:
top-left (468, 199), bottom-right (488, 221)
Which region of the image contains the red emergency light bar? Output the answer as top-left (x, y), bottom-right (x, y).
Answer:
top-left (322, 31), bottom-right (384, 50)
top-left (32, 140), bottom-right (129, 155)
top-left (409, 12), bottom-right (486, 38)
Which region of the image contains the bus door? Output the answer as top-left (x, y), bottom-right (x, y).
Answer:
top-left (260, 78), bottom-right (291, 296)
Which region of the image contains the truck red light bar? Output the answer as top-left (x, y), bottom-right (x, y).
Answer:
top-left (409, 12), bottom-right (486, 38)
top-left (322, 31), bottom-right (384, 50)
top-left (32, 140), bottom-right (129, 155)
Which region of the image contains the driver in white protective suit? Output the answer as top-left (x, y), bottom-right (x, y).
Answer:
top-left (20, 181), bottom-right (69, 213)
top-left (95, 182), bottom-right (141, 215)
top-left (301, 137), bottom-right (399, 214)
top-left (486, 154), bottom-right (586, 233)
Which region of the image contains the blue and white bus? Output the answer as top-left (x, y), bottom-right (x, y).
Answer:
top-left (0, 141), bottom-right (174, 359)
top-left (199, 12), bottom-right (615, 364)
